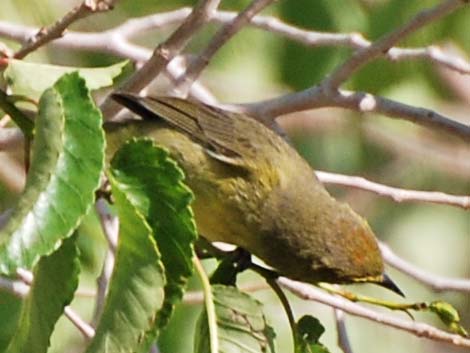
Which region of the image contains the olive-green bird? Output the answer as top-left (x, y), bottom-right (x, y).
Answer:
top-left (107, 92), bottom-right (403, 296)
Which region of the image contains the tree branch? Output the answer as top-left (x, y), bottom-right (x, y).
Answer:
top-left (0, 22), bottom-right (217, 104)
top-left (64, 306), bottom-right (95, 339)
top-left (243, 88), bottom-right (470, 141)
top-left (1, 269), bottom-right (96, 339)
top-left (92, 198), bottom-right (119, 326)
top-left (4, 6), bottom-right (468, 74)
top-left (99, 0), bottom-right (222, 119)
top-left (380, 243), bottom-right (470, 293)
top-left (278, 277), bottom-right (470, 348)
top-left (216, 11), bottom-right (470, 75)
top-left (14, 0), bottom-right (118, 59)
top-left (322, 0), bottom-right (468, 90)
top-left (173, 0), bottom-right (274, 95)
top-left (316, 171), bottom-right (470, 209)
top-left (334, 309), bottom-right (354, 353)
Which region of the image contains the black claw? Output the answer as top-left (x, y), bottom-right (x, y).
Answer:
top-left (378, 273), bottom-right (405, 297)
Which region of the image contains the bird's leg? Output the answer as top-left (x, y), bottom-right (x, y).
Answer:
top-left (318, 283), bottom-right (425, 318)
top-left (209, 247), bottom-right (253, 286)
top-left (195, 237), bottom-right (254, 285)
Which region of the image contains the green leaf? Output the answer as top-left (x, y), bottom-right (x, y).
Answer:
top-left (5, 236), bottom-right (80, 353)
top-left (0, 291), bottom-right (23, 351)
top-left (428, 301), bottom-right (468, 337)
top-left (296, 315), bottom-right (331, 353)
top-left (4, 59), bottom-right (132, 101)
top-left (85, 185), bottom-right (165, 353)
top-left (194, 284), bottom-right (276, 353)
top-left (110, 138), bottom-right (197, 331)
top-left (0, 72), bottom-right (105, 275)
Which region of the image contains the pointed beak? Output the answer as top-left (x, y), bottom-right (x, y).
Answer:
top-left (377, 273), bottom-right (405, 297)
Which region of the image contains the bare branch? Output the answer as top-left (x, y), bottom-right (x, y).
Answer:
top-left (92, 198), bottom-right (119, 326)
top-left (14, 0), bottom-right (119, 59)
top-left (215, 11), bottom-right (470, 76)
top-left (316, 171), bottom-right (470, 209)
top-left (173, 0), bottom-right (274, 95)
top-left (64, 306), bottom-right (95, 339)
top-left (0, 269), bottom-right (96, 339)
top-left (334, 309), bottom-right (354, 353)
top-left (243, 88), bottom-right (470, 141)
top-left (278, 277), bottom-right (470, 348)
top-left (2, 9), bottom-right (468, 75)
top-left (380, 243), bottom-right (470, 293)
top-left (323, 0), bottom-right (467, 89)
top-left (0, 22), bottom-right (217, 104)
top-left (99, 0), bottom-right (222, 119)
top-left (114, 8), bottom-right (192, 38)
top-left (0, 276), bottom-right (29, 297)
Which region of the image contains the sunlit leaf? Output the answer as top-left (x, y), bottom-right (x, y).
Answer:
top-left (4, 59), bottom-right (132, 100)
top-left (109, 139), bottom-right (197, 338)
top-left (85, 184), bottom-right (165, 353)
top-left (0, 72), bottom-right (105, 275)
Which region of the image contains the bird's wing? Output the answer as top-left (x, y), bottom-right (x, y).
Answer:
top-left (112, 93), bottom-right (256, 167)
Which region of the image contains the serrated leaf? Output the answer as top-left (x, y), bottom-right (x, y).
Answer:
top-left (296, 315), bottom-right (331, 353)
top-left (4, 59), bottom-right (132, 100)
top-left (195, 284), bottom-right (276, 353)
top-left (0, 72), bottom-right (105, 275)
top-left (85, 184), bottom-right (165, 353)
top-left (5, 236), bottom-right (80, 353)
top-left (110, 138), bottom-right (197, 332)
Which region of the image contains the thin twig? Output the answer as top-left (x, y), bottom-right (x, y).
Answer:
top-left (334, 309), bottom-right (353, 353)
top-left (0, 269), bottom-right (96, 339)
top-left (64, 306), bottom-right (95, 339)
top-left (212, 11), bottom-right (470, 75)
top-left (99, 0), bottom-right (222, 119)
top-left (322, 0), bottom-right (467, 89)
top-left (0, 276), bottom-right (29, 297)
top-left (92, 198), bottom-right (119, 326)
top-left (173, 0), bottom-right (274, 95)
top-left (380, 243), bottom-right (470, 293)
top-left (14, 0), bottom-right (118, 59)
top-left (278, 277), bottom-right (470, 348)
top-left (316, 171), bottom-right (470, 209)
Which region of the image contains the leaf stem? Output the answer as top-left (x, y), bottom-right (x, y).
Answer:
top-left (193, 256), bottom-right (219, 353)
top-left (250, 263), bottom-right (299, 351)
